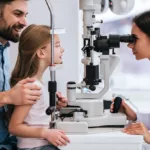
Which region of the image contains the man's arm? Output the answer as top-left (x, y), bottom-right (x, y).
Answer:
top-left (0, 91), bottom-right (11, 107)
top-left (0, 78), bottom-right (41, 107)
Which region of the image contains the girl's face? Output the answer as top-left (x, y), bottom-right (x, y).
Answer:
top-left (53, 35), bottom-right (64, 64)
top-left (40, 35), bottom-right (64, 66)
top-left (128, 23), bottom-right (150, 60)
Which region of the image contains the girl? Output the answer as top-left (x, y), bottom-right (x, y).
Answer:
top-left (8, 24), bottom-right (70, 150)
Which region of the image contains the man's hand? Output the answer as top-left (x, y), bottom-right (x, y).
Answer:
top-left (122, 122), bottom-right (150, 144)
top-left (6, 78), bottom-right (42, 105)
top-left (56, 92), bottom-right (68, 109)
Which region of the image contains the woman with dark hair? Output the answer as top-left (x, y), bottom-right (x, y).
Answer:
top-left (128, 11), bottom-right (150, 60)
top-left (111, 10), bottom-right (150, 144)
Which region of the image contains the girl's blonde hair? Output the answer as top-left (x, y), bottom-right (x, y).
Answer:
top-left (10, 24), bottom-right (51, 87)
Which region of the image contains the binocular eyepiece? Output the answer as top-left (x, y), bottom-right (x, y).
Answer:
top-left (94, 34), bottom-right (136, 54)
top-left (120, 34), bottom-right (136, 43)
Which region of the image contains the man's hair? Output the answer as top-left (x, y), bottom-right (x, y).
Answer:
top-left (0, 0), bottom-right (15, 8)
top-left (0, 0), bottom-right (28, 4)
top-left (0, 1), bottom-right (11, 11)
top-left (0, 0), bottom-right (28, 10)
top-left (0, 0), bottom-right (14, 4)
top-left (0, 0), bottom-right (28, 17)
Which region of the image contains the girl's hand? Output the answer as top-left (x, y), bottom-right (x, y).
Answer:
top-left (42, 129), bottom-right (70, 147)
top-left (56, 92), bottom-right (68, 109)
top-left (122, 122), bottom-right (150, 143)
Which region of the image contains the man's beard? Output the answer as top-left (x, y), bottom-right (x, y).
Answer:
top-left (0, 20), bottom-right (24, 43)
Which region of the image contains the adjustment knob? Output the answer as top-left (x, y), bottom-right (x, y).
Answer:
top-left (112, 97), bottom-right (122, 113)
top-left (89, 85), bottom-right (96, 91)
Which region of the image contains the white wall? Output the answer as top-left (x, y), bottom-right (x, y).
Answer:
top-left (97, 0), bottom-right (150, 23)
top-left (9, 0), bottom-right (150, 110)
top-left (9, 0), bottom-right (81, 96)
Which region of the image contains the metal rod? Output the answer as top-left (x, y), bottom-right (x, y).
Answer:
top-left (45, 0), bottom-right (55, 81)
top-left (45, 0), bottom-right (57, 128)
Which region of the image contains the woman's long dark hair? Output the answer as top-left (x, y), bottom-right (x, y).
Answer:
top-left (133, 11), bottom-right (150, 37)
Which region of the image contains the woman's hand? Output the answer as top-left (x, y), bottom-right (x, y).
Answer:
top-left (42, 129), bottom-right (70, 147)
top-left (122, 122), bottom-right (150, 144)
top-left (110, 99), bottom-right (137, 121)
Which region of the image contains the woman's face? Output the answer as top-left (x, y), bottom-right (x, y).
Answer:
top-left (128, 23), bottom-right (150, 60)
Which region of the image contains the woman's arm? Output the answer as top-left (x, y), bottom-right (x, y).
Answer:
top-left (110, 99), bottom-right (137, 121)
top-left (8, 105), bottom-right (45, 138)
top-left (136, 112), bottom-right (150, 130)
top-left (122, 122), bottom-right (150, 144)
